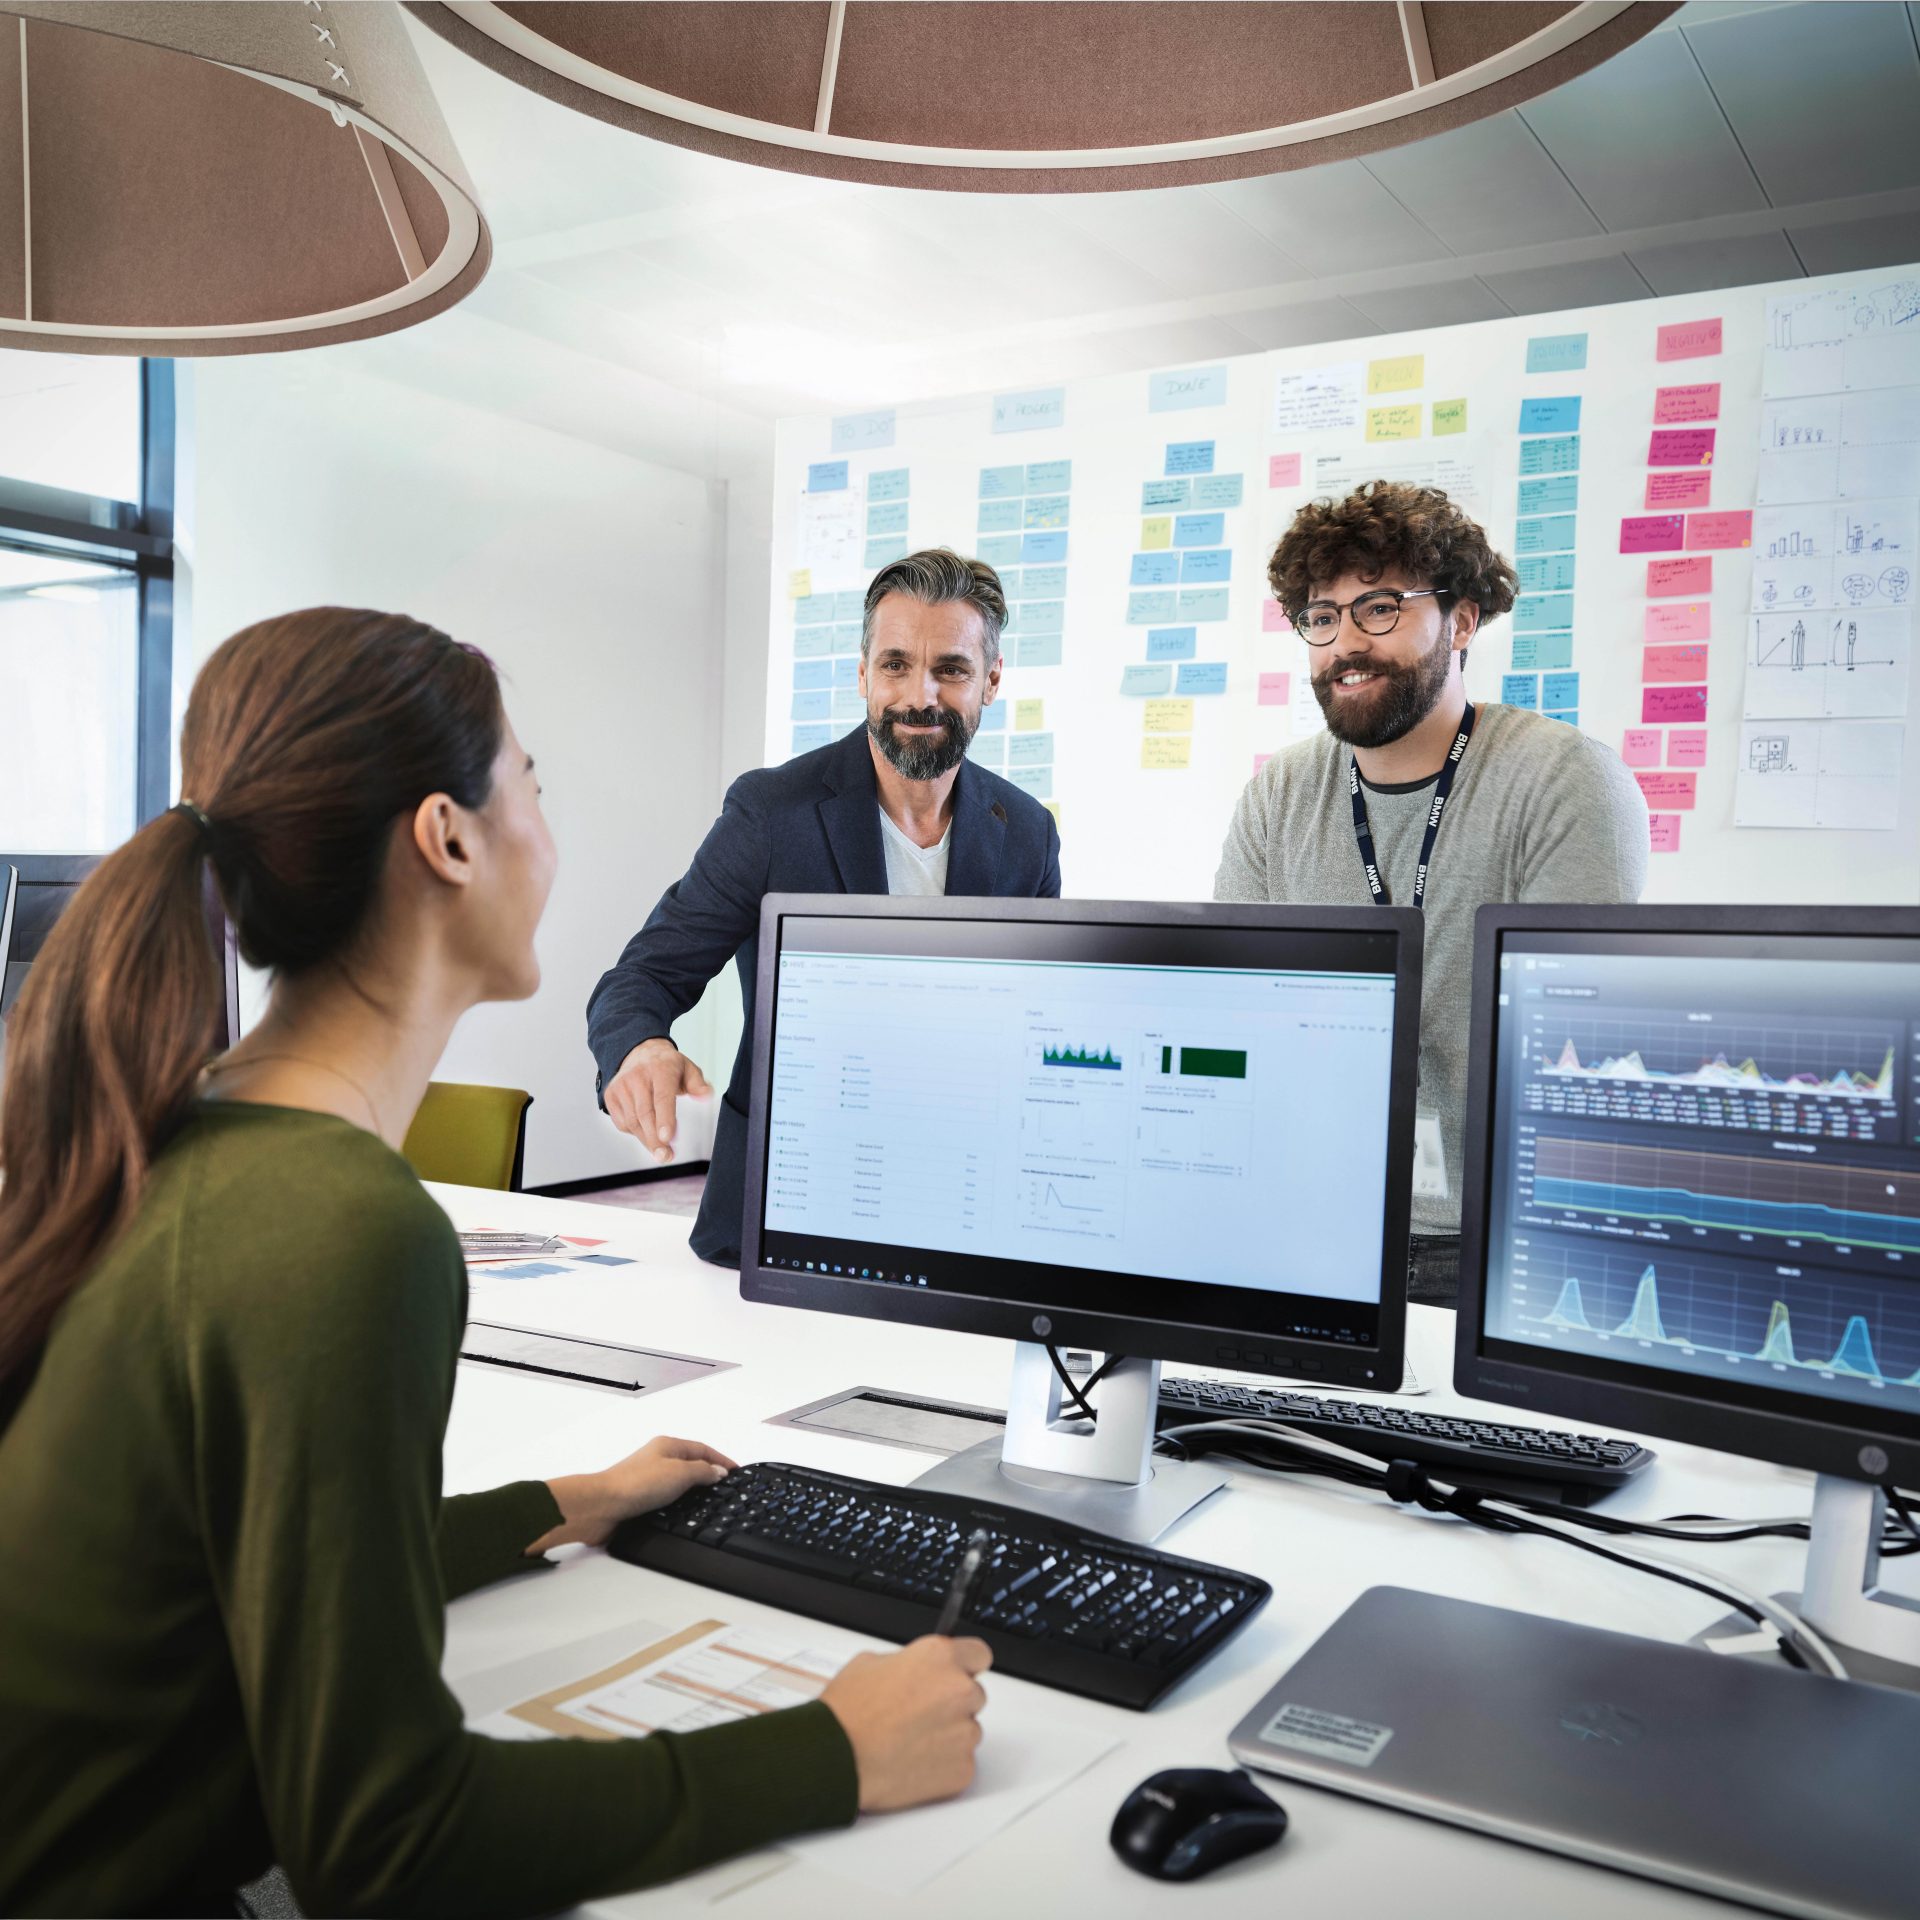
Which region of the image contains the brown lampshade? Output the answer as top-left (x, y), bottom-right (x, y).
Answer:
top-left (407, 1), bottom-right (1678, 193)
top-left (0, 1), bottom-right (488, 355)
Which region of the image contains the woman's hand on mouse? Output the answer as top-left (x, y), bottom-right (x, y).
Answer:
top-left (820, 1635), bottom-right (993, 1811)
top-left (527, 1436), bottom-right (738, 1553)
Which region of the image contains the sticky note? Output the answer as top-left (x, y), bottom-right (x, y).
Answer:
top-left (792, 690), bottom-right (830, 722)
top-left (1518, 474), bottom-right (1578, 515)
top-left (863, 536), bottom-right (908, 569)
top-left (1367, 404), bottom-right (1422, 441)
top-left (1668, 729), bottom-right (1708, 768)
top-left (1141, 734), bottom-right (1193, 770)
top-left (788, 569), bottom-right (812, 599)
top-left (1649, 427), bottom-right (1716, 467)
top-left (1165, 440), bottom-right (1215, 475)
top-left (1657, 317), bottom-right (1722, 362)
top-left (1519, 396), bottom-right (1582, 436)
top-left (1151, 367), bottom-right (1228, 413)
top-left (1253, 752), bottom-right (1273, 775)
top-left (793, 659), bottom-right (832, 690)
top-left (1433, 398), bottom-right (1469, 436)
top-left (1013, 633), bottom-right (1058, 668)
top-left (1518, 435), bottom-right (1579, 475)
top-left (1368, 353), bottom-right (1424, 394)
top-left (1190, 473), bottom-right (1245, 510)
top-left (1620, 515), bottom-right (1685, 554)
top-left (867, 500), bottom-right (909, 535)
top-left (977, 703), bottom-right (1008, 731)
top-left (1654, 383), bottom-right (1720, 424)
top-left (1644, 643), bottom-right (1708, 684)
top-left (1128, 590), bottom-right (1178, 624)
top-left (1542, 671), bottom-right (1580, 711)
top-left (1173, 512), bottom-right (1226, 548)
top-left (1514, 593), bottom-right (1574, 632)
top-left (1261, 599), bottom-right (1292, 633)
top-left (1518, 552), bottom-right (1576, 594)
top-left (1146, 627), bottom-right (1197, 660)
top-left (977, 498), bottom-right (1021, 534)
top-left (1027, 460), bottom-right (1071, 492)
top-left (791, 724), bottom-right (834, 756)
top-left (1131, 551), bottom-right (1179, 586)
top-left (1646, 472), bottom-right (1711, 509)
top-left (1143, 698), bottom-right (1194, 733)
top-left (1516, 515), bottom-right (1577, 555)
top-left (792, 628), bottom-right (836, 658)
top-left (1181, 548), bottom-right (1232, 583)
top-left (1269, 452), bottom-right (1303, 488)
top-left (978, 534), bottom-right (1022, 567)
top-left (1005, 764), bottom-right (1053, 799)
top-left (1621, 729), bottom-right (1663, 768)
top-left (807, 460), bottom-right (849, 492)
top-left (1645, 602), bottom-right (1710, 643)
top-left (1140, 517), bottom-right (1172, 550)
top-left (1120, 664), bottom-right (1173, 696)
top-left (1022, 494), bottom-right (1070, 530)
top-left (795, 594), bottom-right (834, 625)
top-left (1510, 633), bottom-right (1573, 671)
top-left (1684, 510), bottom-right (1751, 551)
top-left (833, 587), bottom-right (863, 617)
top-left (1258, 672), bottom-right (1291, 706)
top-left (1179, 588), bottom-right (1230, 622)
top-left (1502, 673), bottom-right (1539, 709)
top-left (1526, 332), bottom-right (1588, 374)
top-left (831, 687), bottom-right (864, 721)
top-left (1143, 478), bottom-right (1189, 510)
top-left (1021, 531), bottom-right (1068, 564)
top-left (1019, 565), bottom-right (1067, 598)
top-left (1642, 685), bottom-right (1707, 724)
top-left (1008, 731), bottom-right (1053, 767)
top-left (1648, 555), bottom-right (1712, 597)
top-left (993, 388), bottom-right (1066, 434)
top-left (1010, 599), bottom-right (1064, 635)
top-left (832, 408), bottom-right (895, 454)
top-left (1015, 699), bottom-right (1045, 730)
top-left (833, 656), bottom-right (859, 687)
top-left (980, 465), bottom-right (1025, 499)
top-left (1649, 814), bottom-right (1683, 853)
top-left (869, 468), bottom-right (909, 503)
top-left (1635, 771), bottom-right (1698, 810)
top-left (1543, 710), bottom-right (1580, 727)
top-left (1177, 661), bottom-right (1228, 696)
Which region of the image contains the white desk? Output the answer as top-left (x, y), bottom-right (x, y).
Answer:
top-left (430, 1184), bottom-right (1900, 1919)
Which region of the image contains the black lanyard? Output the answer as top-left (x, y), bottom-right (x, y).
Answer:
top-left (1348, 702), bottom-right (1476, 910)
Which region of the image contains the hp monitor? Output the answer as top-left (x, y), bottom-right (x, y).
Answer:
top-left (1457, 905), bottom-right (1920, 1674)
top-left (742, 896), bottom-right (1423, 1540)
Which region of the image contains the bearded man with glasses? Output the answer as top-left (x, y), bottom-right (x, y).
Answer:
top-left (1215, 481), bottom-right (1647, 1307)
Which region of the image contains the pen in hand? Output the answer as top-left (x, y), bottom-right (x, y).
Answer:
top-left (934, 1528), bottom-right (992, 1636)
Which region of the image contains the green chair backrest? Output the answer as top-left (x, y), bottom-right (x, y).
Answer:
top-left (402, 1081), bottom-right (533, 1191)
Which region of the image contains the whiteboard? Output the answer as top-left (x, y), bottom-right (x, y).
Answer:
top-left (767, 263), bottom-right (1920, 907)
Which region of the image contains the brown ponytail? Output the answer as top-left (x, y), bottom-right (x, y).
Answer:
top-left (0, 609), bottom-right (502, 1382)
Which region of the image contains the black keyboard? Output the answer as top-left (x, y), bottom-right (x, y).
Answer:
top-left (1156, 1377), bottom-right (1654, 1493)
top-left (609, 1460), bottom-right (1271, 1711)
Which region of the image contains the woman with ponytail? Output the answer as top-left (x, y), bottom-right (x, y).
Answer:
top-left (0, 609), bottom-right (990, 1918)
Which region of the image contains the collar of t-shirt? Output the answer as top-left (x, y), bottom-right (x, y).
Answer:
top-left (876, 803), bottom-right (951, 893)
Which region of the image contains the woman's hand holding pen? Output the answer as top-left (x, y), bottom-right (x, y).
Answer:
top-left (821, 1635), bottom-right (994, 1811)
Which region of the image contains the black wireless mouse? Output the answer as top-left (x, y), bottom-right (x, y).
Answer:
top-left (1109, 1766), bottom-right (1289, 1881)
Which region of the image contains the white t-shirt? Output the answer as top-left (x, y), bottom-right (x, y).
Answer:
top-left (877, 804), bottom-right (951, 896)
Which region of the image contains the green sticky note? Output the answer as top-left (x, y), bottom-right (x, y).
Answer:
top-left (1433, 398), bottom-right (1468, 437)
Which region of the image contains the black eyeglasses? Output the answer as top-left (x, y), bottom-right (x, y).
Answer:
top-left (1296, 588), bottom-right (1448, 645)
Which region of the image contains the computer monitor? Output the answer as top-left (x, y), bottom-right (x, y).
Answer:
top-left (742, 895), bottom-right (1424, 1540)
top-left (0, 864), bottom-right (15, 987)
top-left (1457, 904), bottom-right (1920, 1675)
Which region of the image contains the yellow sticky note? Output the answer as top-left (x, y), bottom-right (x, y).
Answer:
top-left (1042, 801), bottom-right (1061, 825)
top-left (1432, 398), bottom-right (1468, 437)
top-left (1140, 517), bottom-right (1172, 550)
top-left (1368, 353), bottom-right (1424, 394)
top-left (1366, 405), bottom-right (1422, 443)
top-left (788, 568), bottom-right (812, 599)
top-left (1143, 698), bottom-right (1193, 734)
top-left (1015, 699), bottom-right (1045, 731)
top-left (1141, 734), bottom-right (1192, 770)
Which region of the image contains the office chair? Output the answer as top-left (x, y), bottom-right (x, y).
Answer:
top-left (401, 1082), bottom-right (534, 1191)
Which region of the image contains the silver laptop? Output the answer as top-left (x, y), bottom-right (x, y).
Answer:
top-left (1229, 1586), bottom-right (1920, 1920)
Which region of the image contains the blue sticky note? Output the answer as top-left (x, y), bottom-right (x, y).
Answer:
top-left (831, 688), bottom-right (864, 720)
top-left (1027, 460), bottom-right (1071, 492)
top-left (1165, 440), bottom-right (1216, 476)
top-left (1143, 477), bottom-right (1190, 510)
top-left (1006, 764), bottom-right (1053, 798)
top-left (1016, 599), bottom-right (1065, 635)
top-left (1009, 731), bottom-right (1053, 768)
top-left (1517, 435), bottom-right (1580, 476)
top-left (833, 591), bottom-right (865, 621)
top-left (1146, 627), bottom-right (1198, 661)
top-left (1542, 671), bottom-right (1581, 710)
top-left (1015, 633), bottom-right (1063, 669)
top-left (1173, 512), bottom-right (1226, 548)
top-left (978, 703), bottom-right (1008, 731)
top-left (807, 460), bottom-right (849, 492)
top-left (868, 468), bottom-right (910, 503)
top-left (1501, 673), bottom-right (1540, 709)
top-left (1543, 709), bottom-right (1579, 726)
top-left (1150, 366), bottom-right (1228, 412)
top-left (978, 498), bottom-right (1021, 533)
top-left (863, 536), bottom-right (908, 569)
top-left (996, 567), bottom-right (1023, 599)
top-left (1510, 632), bottom-right (1574, 672)
top-left (1514, 593), bottom-right (1574, 633)
top-left (832, 656), bottom-right (860, 686)
top-left (791, 724), bottom-right (835, 756)
top-left (1023, 494), bottom-right (1070, 530)
top-left (1517, 552), bottom-right (1576, 594)
top-left (793, 659), bottom-right (832, 690)
top-left (1190, 473), bottom-right (1245, 510)
top-left (1129, 590), bottom-right (1179, 624)
top-left (1181, 548), bottom-right (1232, 583)
top-left (1018, 564), bottom-right (1067, 598)
top-left (794, 594), bottom-right (833, 626)
top-left (793, 627), bottom-right (837, 658)
top-left (1515, 515), bottom-right (1577, 555)
top-left (979, 465), bottom-right (1025, 499)
top-left (993, 386), bottom-right (1066, 434)
top-left (1517, 474), bottom-right (1579, 516)
top-left (1526, 332), bottom-right (1588, 374)
top-left (978, 534), bottom-right (1022, 567)
top-left (1518, 396), bottom-right (1582, 436)
top-left (1121, 664), bottom-right (1174, 696)
top-left (969, 733), bottom-right (1007, 769)
top-left (1131, 551), bottom-right (1179, 586)
top-left (832, 619), bottom-right (864, 647)
top-left (832, 409), bottom-right (895, 454)
top-left (867, 500), bottom-right (909, 535)
top-left (1177, 661), bottom-right (1229, 696)
top-left (792, 690), bottom-right (830, 722)
top-left (1022, 531), bottom-right (1068, 564)
top-left (1180, 587), bottom-right (1230, 622)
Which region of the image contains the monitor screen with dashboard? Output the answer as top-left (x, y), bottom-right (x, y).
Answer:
top-left (741, 896), bottom-right (1424, 1388)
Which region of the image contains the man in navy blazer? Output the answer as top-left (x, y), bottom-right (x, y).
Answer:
top-left (588, 548), bottom-right (1062, 1265)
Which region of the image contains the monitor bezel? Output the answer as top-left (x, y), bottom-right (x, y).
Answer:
top-left (1455, 902), bottom-right (1920, 1487)
top-left (741, 894), bottom-right (1421, 1388)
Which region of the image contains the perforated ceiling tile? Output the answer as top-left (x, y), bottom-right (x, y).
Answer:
top-left (1205, 160), bottom-right (1458, 277)
top-left (1627, 229), bottom-right (1803, 296)
top-left (1480, 251), bottom-right (1652, 314)
top-left (1363, 112), bottom-right (1602, 254)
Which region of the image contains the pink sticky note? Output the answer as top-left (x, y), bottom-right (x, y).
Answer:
top-left (1654, 383), bottom-right (1721, 424)
top-left (1261, 598), bottom-right (1291, 633)
top-left (1685, 510), bottom-right (1752, 551)
top-left (1648, 555), bottom-right (1712, 597)
top-left (1667, 728), bottom-right (1708, 768)
top-left (1648, 427), bottom-right (1716, 467)
top-left (1643, 685), bottom-right (1707, 724)
top-left (1649, 814), bottom-right (1684, 853)
top-left (1658, 317), bottom-right (1723, 362)
top-left (1635, 771), bottom-right (1698, 811)
top-left (1646, 471), bottom-right (1711, 509)
top-left (1269, 452), bottom-right (1302, 488)
top-left (1644, 642), bottom-right (1709, 684)
top-left (1253, 752), bottom-right (1273, 775)
top-left (1621, 515), bottom-right (1685, 554)
top-left (1645, 602), bottom-right (1710, 643)
top-left (1622, 728), bottom-right (1663, 768)
top-left (1257, 671), bottom-right (1291, 706)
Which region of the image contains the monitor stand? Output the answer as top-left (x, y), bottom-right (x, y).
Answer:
top-left (911, 1343), bottom-right (1228, 1546)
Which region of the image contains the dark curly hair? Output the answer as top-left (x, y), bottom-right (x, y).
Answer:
top-left (1268, 483), bottom-right (1518, 657)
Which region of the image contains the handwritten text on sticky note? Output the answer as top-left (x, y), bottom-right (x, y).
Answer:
top-left (1621, 729), bottom-right (1663, 768)
top-left (1657, 317), bottom-right (1722, 362)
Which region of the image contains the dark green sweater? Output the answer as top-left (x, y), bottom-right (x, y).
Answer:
top-left (0, 1103), bottom-right (857, 1917)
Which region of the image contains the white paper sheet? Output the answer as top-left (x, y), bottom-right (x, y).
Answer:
top-left (1735, 719), bottom-right (1905, 829)
top-left (1744, 609), bottom-right (1912, 719)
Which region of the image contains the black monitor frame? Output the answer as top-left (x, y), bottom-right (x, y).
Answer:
top-left (741, 894), bottom-right (1422, 1389)
top-left (1455, 903), bottom-right (1920, 1488)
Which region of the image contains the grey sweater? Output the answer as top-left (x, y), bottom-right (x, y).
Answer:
top-left (1214, 703), bottom-right (1650, 1233)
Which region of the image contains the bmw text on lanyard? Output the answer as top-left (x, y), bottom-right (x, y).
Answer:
top-left (1348, 703), bottom-right (1476, 910)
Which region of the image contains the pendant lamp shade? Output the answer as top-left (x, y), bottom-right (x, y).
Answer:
top-left (0, 1), bottom-right (488, 355)
top-left (406, 1), bottom-right (1678, 194)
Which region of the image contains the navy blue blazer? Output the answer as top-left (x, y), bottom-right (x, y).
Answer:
top-left (587, 724), bottom-right (1062, 1263)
